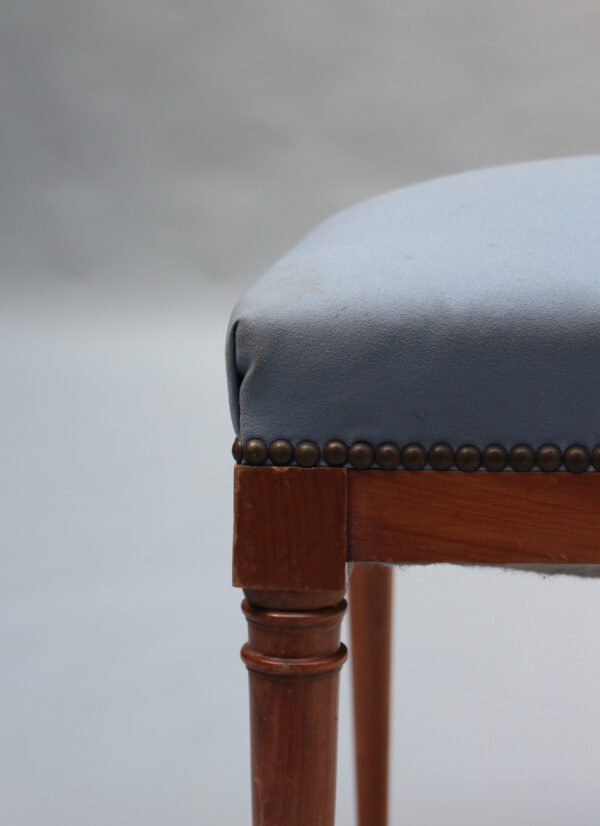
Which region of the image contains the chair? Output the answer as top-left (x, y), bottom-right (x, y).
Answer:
top-left (225, 156), bottom-right (600, 826)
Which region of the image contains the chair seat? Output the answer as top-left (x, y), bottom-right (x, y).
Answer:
top-left (226, 156), bottom-right (600, 471)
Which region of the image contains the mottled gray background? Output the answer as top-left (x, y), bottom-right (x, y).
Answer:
top-left (2, 2), bottom-right (600, 824)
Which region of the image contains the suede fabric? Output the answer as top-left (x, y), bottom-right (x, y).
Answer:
top-left (227, 156), bottom-right (600, 456)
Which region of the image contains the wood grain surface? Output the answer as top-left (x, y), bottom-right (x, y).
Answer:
top-left (241, 597), bottom-right (347, 826)
top-left (349, 563), bottom-right (393, 826)
top-left (233, 466), bottom-right (600, 826)
top-left (233, 465), bottom-right (347, 591)
top-left (348, 470), bottom-right (600, 564)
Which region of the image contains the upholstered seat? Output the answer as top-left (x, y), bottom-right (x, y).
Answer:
top-left (229, 157), bottom-right (600, 826)
top-left (227, 156), bottom-right (600, 472)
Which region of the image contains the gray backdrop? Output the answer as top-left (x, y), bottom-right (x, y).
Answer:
top-left (2, 2), bottom-right (600, 824)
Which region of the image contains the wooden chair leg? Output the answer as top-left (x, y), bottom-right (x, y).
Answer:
top-left (241, 590), bottom-right (347, 826)
top-left (349, 563), bottom-right (393, 826)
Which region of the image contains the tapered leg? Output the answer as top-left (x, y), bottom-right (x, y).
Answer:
top-left (349, 563), bottom-right (393, 826)
top-left (241, 592), bottom-right (347, 826)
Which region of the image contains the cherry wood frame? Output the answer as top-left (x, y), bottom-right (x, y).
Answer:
top-left (233, 465), bottom-right (600, 826)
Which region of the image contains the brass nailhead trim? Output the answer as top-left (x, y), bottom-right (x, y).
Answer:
top-left (323, 440), bottom-right (348, 467)
top-left (482, 444), bottom-right (507, 471)
top-left (348, 441), bottom-right (375, 469)
top-left (375, 442), bottom-right (401, 470)
top-left (232, 437), bottom-right (243, 463)
top-left (402, 443), bottom-right (427, 470)
top-left (295, 440), bottom-right (320, 468)
top-left (232, 439), bottom-right (600, 471)
top-left (455, 444), bottom-right (480, 472)
top-left (564, 444), bottom-right (590, 473)
top-left (509, 444), bottom-right (535, 472)
top-left (243, 438), bottom-right (268, 466)
top-left (428, 442), bottom-right (454, 470)
top-left (536, 444), bottom-right (562, 472)
top-left (269, 439), bottom-right (294, 466)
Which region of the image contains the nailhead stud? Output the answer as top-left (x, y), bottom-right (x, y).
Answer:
top-left (348, 441), bottom-right (375, 470)
top-left (234, 437), bottom-right (600, 471)
top-left (375, 442), bottom-right (401, 470)
top-left (455, 444), bottom-right (480, 472)
top-left (509, 444), bottom-right (535, 472)
top-left (402, 443), bottom-right (427, 470)
top-left (232, 438), bottom-right (243, 463)
top-left (243, 438), bottom-right (268, 465)
top-left (269, 439), bottom-right (294, 466)
top-left (564, 444), bottom-right (590, 473)
top-left (323, 440), bottom-right (348, 467)
top-left (482, 444), bottom-right (507, 471)
top-left (295, 440), bottom-right (320, 468)
top-left (536, 444), bottom-right (562, 472)
top-left (428, 442), bottom-right (454, 470)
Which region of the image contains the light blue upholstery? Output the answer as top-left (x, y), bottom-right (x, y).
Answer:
top-left (227, 157), bottom-right (600, 460)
